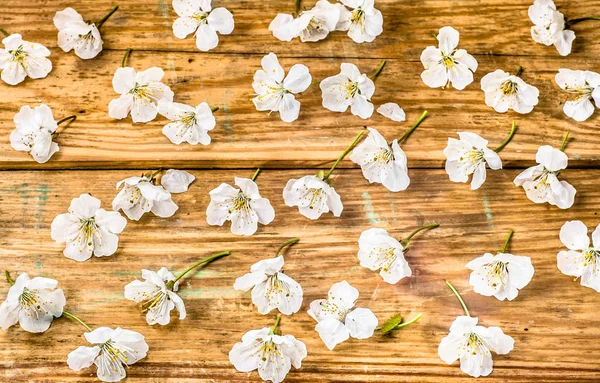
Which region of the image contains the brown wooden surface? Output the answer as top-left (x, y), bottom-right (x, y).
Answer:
top-left (2, 0), bottom-right (600, 382)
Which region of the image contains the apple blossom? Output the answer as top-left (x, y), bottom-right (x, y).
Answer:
top-left (377, 102), bottom-right (406, 122)
top-left (0, 271), bottom-right (66, 333)
top-left (229, 315), bottom-right (307, 383)
top-left (0, 31), bottom-right (52, 85)
top-left (51, 193), bottom-right (127, 262)
top-left (336, 0), bottom-right (383, 43)
top-left (252, 52), bottom-right (311, 123)
top-left (557, 220), bottom-right (600, 292)
top-left (206, 169), bottom-right (275, 236)
top-left (308, 280), bottom-right (378, 350)
top-left (269, 0), bottom-right (340, 42)
top-left (234, 238), bottom-right (303, 315)
top-left (420, 26), bottom-right (478, 90)
top-left (480, 67), bottom-right (540, 114)
top-left (555, 68), bottom-right (600, 121)
top-left (157, 99), bottom-right (217, 145)
top-left (467, 230), bottom-right (535, 301)
top-left (172, 0), bottom-right (234, 52)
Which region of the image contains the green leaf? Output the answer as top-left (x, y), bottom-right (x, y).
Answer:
top-left (378, 313), bottom-right (403, 334)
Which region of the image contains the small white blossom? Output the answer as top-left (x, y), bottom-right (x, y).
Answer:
top-left (528, 0), bottom-right (574, 56)
top-left (269, 0), bottom-right (341, 42)
top-left (283, 175), bottom-right (343, 219)
top-left (160, 169), bottom-right (195, 193)
top-left (308, 280), bottom-right (377, 350)
top-left (157, 100), bottom-right (216, 145)
top-left (53, 8), bottom-right (103, 59)
top-left (207, 177), bottom-right (275, 236)
top-left (555, 69), bottom-right (600, 121)
top-left (557, 220), bottom-right (600, 292)
top-left (320, 63), bottom-right (375, 119)
top-left (252, 52), bottom-right (311, 123)
top-left (467, 253), bottom-right (534, 301)
top-left (51, 194), bottom-right (127, 262)
top-left (234, 255), bottom-right (302, 315)
top-left (108, 67), bottom-right (174, 123)
top-left (480, 70), bottom-right (540, 114)
top-left (336, 0), bottom-right (383, 43)
top-left (0, 34), bottom-right (51, 86)
top-left (357, 228), bottom-right (411, 284)
top-left (10, 104), bottom-right (60, 163)
top-left (514, 145), bottom-right (576, 209)
top-left (0, 273), bottom-right (65, 333)
top-left (438, 316), bottom-right (514, 378)
top-left (112, 174), bottom-right (179, 221)
top-left (420, 26), bottom-right (478, 90)
top-left (443, 132), bottom-right (502, 190)
top-left (67, 327), bottom-right (148, 382)
top-left (172, 0), bottom-right (234, 52)
top-left (350, 127), bottom-right (409, 192)
top-left (124, 268), bottom-right (185, 325)
top-left (229, 326), bottom-right (307, 383)
top-left (377, 102), bottom-right (406, 122)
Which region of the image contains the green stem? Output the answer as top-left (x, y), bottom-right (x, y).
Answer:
top-left (251, 168), bottom-right (260, 182)
top-left (494, 121), bottom-right (517, 153)
top-left (275, 238), bottom-right (300, 257)
top-left (400, 223), bottom-right (439, 248)
top-left (395, 313), bottom-right (423, 329)
top-left (62, 311), bottom-right (92, 332)
top-left (57, 115), bottom-right (77, 126)
top-left (514, 66), bottom-right (523, 77)
top-left (323, 129), bottom-right (366, 180)
top-left (560, 130), bottom-right (570, 152)
top-left (96, 5), bottom-right (119, 29)
top-left (566, 16), bottom-right (600, 27)
top-left (446, 280), bottom-right (470, 317)
top-left (0, 28), bottom-right (9, 37)
top-left (5, 270), bottom-right (14, 286)
top-left (369, 60), bottom-right (386, 81)
top-left (397, 111), bottom-right (428, 145)
top-left (148, 168), bottom-right (162, 180)
top-left (211, 106), bottom-right (219, 112)
top-left (270, 314), bottom-right (282, 334)
top-left (169, 251), bottom-right (230, 286)
top-left (500, 230), bottom-right (514, 254)
top-left (311, 80), bottom-right (320, 86)
top-left (294, 0), bottom-right (302, 16)
top-left (121, 48), bottom-right (132, 67)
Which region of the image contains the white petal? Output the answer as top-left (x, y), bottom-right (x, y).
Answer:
top-left (377, 103), bottom-right (406, 122)
top-left (95, 209), bottom-right (127, 234)
top-left (161, 169), bottom-right (195, 193)
top-left (261, 52), bottom-right (284, 83)
top-left (560, 220), bottom-right (590, 250)
top-left (195, 24), bottom-right (219, 51)
top-left (535, 145), bottom-right (567, 172)
top-left (67, 345), bottom-right (101, 371)
top-left (207, 8), bottom-right (234, 34)
top-left (150, 199), bottom-right (178, 217)
top-left (437, 26), bottom-right (460, 54)
top-left (328, 280), bottom-right (358, 309)
top-left (315, 317), bottom-right (349, 350)
top-left (173, 17), bottom-right (198, 39)
top-left (283, 64), bottom-right (311, 94)
top-left (345, 307), bottom-right (377, 339)
top-left (350, 95), bottom-right (374, 119)
top-left (108, 94), bottom-right (133, 120)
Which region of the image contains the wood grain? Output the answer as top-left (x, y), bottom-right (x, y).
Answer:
top-left (1, 169), bottom-right (600, 382)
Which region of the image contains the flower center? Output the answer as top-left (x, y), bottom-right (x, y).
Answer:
top-left (463, 332), bottom-right (489, 356)
top-left (307, 188), bottom-right (324, 210)
top-left (19, 287), bottom-right (50, 319)
top-left (441, 54), bottom-right (455, 68)
top-left (459, 149), bottom-right (485, 172)
top-left (140, 289), bottom-right (168, 314)
top-left (79, 218), bottom-right (99, 248)
top-left (230, 192), bottom-right (252, 214)
top-left (9, 45), bottom-right (26, 63)
top-left (374, 247), bottom-right (397, 272)
top-left (500, 80), bottom-right (519, 96)
top-left (564, 85), bottom-right (593, 102)
top-left (483, 260), bottom-right (509, 288)
top-left (583, 249), bottom-right (600, 269)
top-left (193, 11), bottom-right (209, 24)
top-left (180, 112), bottom-right (197, 127)
top-left (129, 83), bottom-right (159, 104)
top-left (344, 80), bottom-right (359, 99)
top-left (319, 300), bottom-right (349, 321)
top-left (255, 340), bottom-right (282, 362)
top-left (350, 8), bottom-right (365, 27)
top-left (265, 273), bottom-right (292, 299)
top-left (78, 30), bottom-right (94, 40)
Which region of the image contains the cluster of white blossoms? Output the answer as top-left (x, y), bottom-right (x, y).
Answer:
top-left (270, 0), bottom-right (383, 44)
top-left (0, 34), bottom-right (52, 85)
top-left (172, 0), bottom-right (234, 52)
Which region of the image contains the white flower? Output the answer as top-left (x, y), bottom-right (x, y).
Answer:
top-left (67, 327), bottom-right (148, 382)
top-left (308, 280), bottom-right (377, 350)
top-left (160, 169), bottom-right (195, 193)
top-left (252, 53), bottom-right (311, 123)
top-left (53, 8), bottom-right (103, 59)
top-left (336, 0), bottom-right (383, 43)
top-left (420, 26), bottom-right (478, 90)
top-left (357, 228), bottom-right (411, 284)
top-left (172, 0), bottom-right (234, 52)
top-left (234, 255), bottom-right (303, 315)
top-left (467, 253), bottom-right (534, 301)
top-left (438, 316), bottom-right (514, 378)
top-left (377, 102), bottom-right (406, 122)
top-left (157, 100), bottom-right (216, 145)
top-left (112, 174), bottom-right (179, 221)
top-left (0, 273), bottom-right (65, 333)
top-left (480, 70), bottom-right (540, 114)
top-left (320, 63), bottom-right (375, 119)
top-left (0, 33), bottom-right (51, 85)
top-left (514, 145), bottom-right (576, 209)
top-left (108, 67), bottom-right (174, 123)
top-left (555, 69), bottom-right (600, 121)
top-left (51, 194), bottom-right (127, 262)
top-left (124, 267), bottom-right (186, 325)
top-left (557, 220), bottom-right (600, 292)
top-left (350, 127), bottom-right (409, 192)
top-left (443, 132), bottom-right (502, 190)
top-left (10, 104), bottom-right (60, 163)
top-left (229, 326), bottom-right (307, 383)
top-left (528, 0), bottom-right (574, 56)
top-left (269, 0), bottom-right (340, 42)
top-left (207, 177), bottom-right (275, 236)
top-left (283, 175), bottom-right (343, 219)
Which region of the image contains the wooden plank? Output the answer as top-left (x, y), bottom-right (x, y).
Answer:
top-left (3, 0), bottom-right (600, 59)
top-left (1, 50), bottom-right (599, 169)
top-left (1, 169), bottom-right (600, 382)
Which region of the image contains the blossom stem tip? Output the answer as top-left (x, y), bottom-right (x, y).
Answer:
top-left (57, 115), bottom-right (77, 126)
top-left (500, 230), bottom-right (514, 253)
top-left (445, 280), bottom-right (470, 317)
top-left (494, 120), bottom-right (517, 153)
top-left (370, 60), bottom-right (386, 81)
top-left (210, 106), bottom-right (219, 112)
top-left (271, 314), bottom-right (282, 334)
top-left (121, 48), bottom-right (133, 67)
top-left (4, 270), bottom-right (14, 286)
top-left (560, 130), bottom-right (571, 152)
top-left (62, 310), bottom-right (92, 332)
top-left (294, 0), bottom-right (302, 16)
top-left (514, 66), bottom-right (524, 77)
top-left (324, 129), bottom-right (366, 180)
top-left (0, 28), bottom-right (9, 37)
top-left (96, 5), bottom-right (119, 29)
top-left (401, 223), bottom-right (439, 248)
top-left (395, 313), bottom-right (423, 329)
top-left (251, 168), bottom-right (261, 182)
top-left (275, 237), bottom-right (300, 257)
top-left (566, 16), bottom-right (600, 27)
top-left (170, 251), bottom-right (231, 285)
top-left (398, 110), bottom-right (428, 144)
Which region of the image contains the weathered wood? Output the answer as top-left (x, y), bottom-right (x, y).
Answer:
top-left (1, 50), bottom-right (599, 169)
top-left (1, 169), bottom-right (600, 382)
